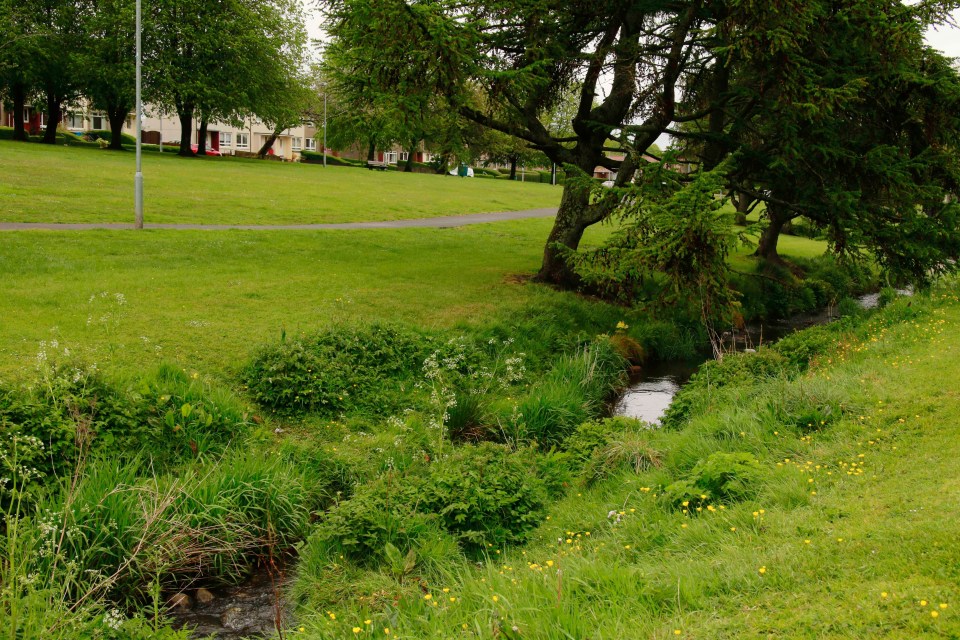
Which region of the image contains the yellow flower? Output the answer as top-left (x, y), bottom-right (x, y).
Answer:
top-left (364, 620), bottom-right (372, 625)
top-left (384, 630), bottom-right (391, 636)
top-left (931, 611), bottom-right (940, 618)
top-left (329, 613), bottom-right (336, 620)
top-left (881, 592), bottom-right (888, 598)
top-left (758, 566), bottom-right (767, 575)
top-left (442, 588), bottom-right (450, 593)
top-left (450, 597), bottom-right (457, 602)
top-left (423, 594), bottom-right (432, 600)
top-left (492, 595), bottom-right (499, 603)
top-left (940, 603), bottom-right (949, 609)
top-left (616, 321), bottom-right (629, 330)
top-left (674, 631), bottom-right (682, 636)
top-left (353, 628), bottom-right (361, 634)
top-left (921, 600), bottom-right (928, 607)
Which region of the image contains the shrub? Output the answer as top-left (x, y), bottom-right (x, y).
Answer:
top-left (86, 129), bottom-right (138, 145)
top-left (307, 474), bottom-right (443, 566)
top-left (661, 350), bottom-right (790, 429)
top-left (420, 443), bottom-right (550, 553)
top-left (242, 324), bottom-right (443, 415)
top-left (662, 451), bottom-right (766, 508)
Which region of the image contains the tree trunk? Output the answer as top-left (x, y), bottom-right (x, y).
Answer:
top-left (197, 118), bottom-right (209, 155)
top-left (257, 125), bottom-right (283, 158)
top-left (107, 107), bottom-right (128, 150)
top-left (11, 83), bottom-right (28, 141)
top-left (509, 155), bottom-right (517, 180)
top-left (177, 106), bottom-right (195, 156)
top-left (754, 205), bottom-right (792, 263)
top-left (404, 139), bottom-right (417, 172)
top-left (535, 181), bottom-right (594, 287)
top-left (366, 140), bottom-right (376, 161)
top-left (734, 192), bottom-right (751, 226)
top-left (41, 91), bottom-right (61, 145)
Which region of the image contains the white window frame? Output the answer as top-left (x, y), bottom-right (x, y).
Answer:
top-left (22, 108), bottom-right (30, 123)
top-left (91, 114), bottom-right (105, 130)
top-left (304, 138), bottom-right (316, 151)
top-left (39, 112), bottom-right (47, 127)
top-left (219, 132), bottom-right (232, 147)
top-left (385, 151), bottom-right (398, 164)
top-left (292, 136), bottom-right (302, 151)
top-left (67, 113), bottom-right (84, 130)
top-left (236, 133), bottom-right (249, 149)
top-left (399, 151), bottom-right (409, 162)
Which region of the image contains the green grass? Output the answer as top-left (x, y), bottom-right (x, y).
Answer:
top-left (290, 286), bottom-right (960, 639)
top-left (0, 140), bottom-right (561, 224)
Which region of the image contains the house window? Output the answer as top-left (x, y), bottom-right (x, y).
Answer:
top-left (292, 137), bottom-right (302, 151)
top-left (220, 132), bottom-right (232, 147)
top-left (385, 151), bottom-right (398, 164)
top-left (304, 138), bottom-right (316, 151)
top-left (236, 133), bottom-right (249, 149)
top-left (91, 114), bottom-right (105, 130)
top-left (39, 112), bottom-right (47, 127)
top-left (68, 113), bottom-right (84, 129)
top-left (399, 151), bottom-right (409, 162)
top-left (23, 108), bottom-right (30, 123)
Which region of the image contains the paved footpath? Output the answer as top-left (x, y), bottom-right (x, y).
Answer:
top-left (0, 207), bottom-right (557, 231)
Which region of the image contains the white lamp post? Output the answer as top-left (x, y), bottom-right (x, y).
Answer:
top-left (321, 82), bottom-right (327, 168)
top-left (134, 0), bottom-right (143, 228)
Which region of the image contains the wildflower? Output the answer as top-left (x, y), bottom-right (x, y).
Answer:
top-left (881, 592), bottom-right (888, 598)
top-left (616, 321), bottom-right (629, 330)
top-left (758, 566), bottom-right (767, 575)
top-left (365, 620), bottom-right (372, 625)
top-left (931, 611), bottom-right (940, 618)
top-left (940, 603), bottom-right (949, 609)
top-left (442, 588), bottom-right (450, 593)
top-left (353, 628), bottom-right (361, 634)
top-left (674, 631), bottom-right (682, 636)
top-left (384, 630), bottom-right (391, 635)
top-left (921, 600), bottom-right (928, 607)
top-left (492, 595), bottom-right (499, 603)
top-left (730, 527), bottom-right (737, 532)
top-left (424, 594), bottom-right (432, 600)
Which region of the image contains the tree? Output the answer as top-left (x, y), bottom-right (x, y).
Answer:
top-left (320, 0), bottom-right (711, 286)
top-left (146, 0), bottom-right (306, 157)
top-left (31, 0), bottom-right (83, 145)
top-left (0, 0), bottom-right (40, 142)
top-left (320, 0), bottom-right (960, 289)
top-left (80, 0), bottom-right (136, 150)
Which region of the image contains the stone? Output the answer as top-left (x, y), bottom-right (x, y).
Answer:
top-left (195, 587), bottom-right (215, 604)
top-left (221, 606), bottom-right (248, 631)
top-left (167, 592), bottom-right (192, 610)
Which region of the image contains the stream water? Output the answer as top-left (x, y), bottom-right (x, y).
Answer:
top-left (168, 567), bottom-right (292, 639)
top-left (613, 293), bottom-right (887, 424)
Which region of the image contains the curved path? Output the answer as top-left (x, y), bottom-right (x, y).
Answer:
top-left (0, 207), bottom-right (557, 231)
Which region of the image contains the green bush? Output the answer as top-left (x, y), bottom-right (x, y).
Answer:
top-left (661, 350), bottom-right (790, 429)
top-left (86, 129), bottom-right (137, 145)
top-left (662, 451), bottom-right (766, 508)
top-left (300, 151), bottom-right (364, 167)
top-left (420, 443), bottom-right (550, 554)
top-left (242, 324), bottom-right (444, 415)
top-left (564, 417), bottom-right (662, 484)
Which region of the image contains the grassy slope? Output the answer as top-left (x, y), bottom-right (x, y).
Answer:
top-left (298, 289), bottom-right (960, 639)
top-left (0, 141), bottom-right (560, 224)
top-left (0, 223), bottom-right (827, 379)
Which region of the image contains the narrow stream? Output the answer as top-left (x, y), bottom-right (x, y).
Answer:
top-left (614, 293), bottom-right (887, 424)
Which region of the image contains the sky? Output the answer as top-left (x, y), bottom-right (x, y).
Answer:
top-left (925, 9), bottom-right (960, 57)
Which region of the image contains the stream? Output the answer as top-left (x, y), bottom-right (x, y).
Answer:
top-left (168, 293), bottom-right (893, 638)
top-left (613, 293), bottom-right (887, 424)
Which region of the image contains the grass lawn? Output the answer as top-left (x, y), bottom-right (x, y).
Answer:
top-left (0, 140), bottom-right (561, 224)
top-left (0, 216), bottom-right (831, 380)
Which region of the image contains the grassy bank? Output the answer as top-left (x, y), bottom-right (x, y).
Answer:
top-left (286, 282), bottom-right (960, 639)
top-left (0, 140), bottom-right (560, 225)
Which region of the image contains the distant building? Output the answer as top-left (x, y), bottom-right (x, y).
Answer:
top-left (2, 101), bottom-right (317, 161)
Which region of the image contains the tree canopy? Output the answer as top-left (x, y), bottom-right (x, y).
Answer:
top-left (319, 0), bottom-right (960, 290)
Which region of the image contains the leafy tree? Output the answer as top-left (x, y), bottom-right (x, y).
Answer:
top-left (320, 0), bottom-right (960, 289)
top-left (28, 0), bottom-right (83, 144)
top-left (80, 0), bottom-right (136, 150)
top-left (146, 0), bottom-right (306, 157)
top-left (0, 0), bottom-right (40, 141)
